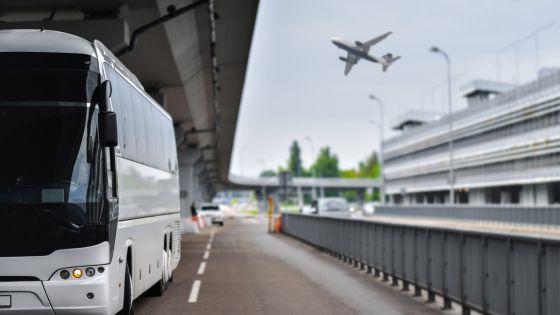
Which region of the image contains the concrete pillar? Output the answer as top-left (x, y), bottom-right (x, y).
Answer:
top-left (311, 186), bottom-right (317, 200)
top-left (177, 148), bottom-right (201, 218)
top-left (297, 186), bottom-right (303, 209)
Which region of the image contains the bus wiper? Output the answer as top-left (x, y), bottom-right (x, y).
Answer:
top-left (35, 209), bottom-right (82, 234)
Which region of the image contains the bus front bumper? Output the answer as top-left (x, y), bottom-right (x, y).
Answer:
top-left (0, 273), bottom-right (111, 315)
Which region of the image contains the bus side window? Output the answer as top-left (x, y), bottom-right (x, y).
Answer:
top-left (132, 90), bottom-right (147, 164)
top-left (152, 108), bottom-right (165, 170)
top-left (142, 98), bottom-right (155, 167)
top-left (103, 65), bottom-right (124, 150)
top-left (118, 75), bottom-right (137, 159)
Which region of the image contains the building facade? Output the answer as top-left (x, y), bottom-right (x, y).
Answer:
top-left (384, 71), bottom-right (560, 206)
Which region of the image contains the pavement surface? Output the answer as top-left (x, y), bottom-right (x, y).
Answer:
top-left (134, 215), bottom-right (452, 315)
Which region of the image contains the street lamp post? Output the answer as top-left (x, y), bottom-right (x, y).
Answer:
top-left (304, 136), bottom-right (317, 200)
top-left (258, 158), bottom-right (267, 213)
top-left (368, 95), bottom-right (385, 205)
top-left (430, 46), bottom-right (455, 204)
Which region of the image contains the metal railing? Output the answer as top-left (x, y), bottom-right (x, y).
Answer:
top-left (283, 213), bottom-right (560, 315)
top-left (374, 205), bottom-right (560, 228)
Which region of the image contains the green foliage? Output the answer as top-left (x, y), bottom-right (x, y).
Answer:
top-left (287, 141), bottom-right (303, 176)
top-left (358, 151), bottom-right (380, 178)
top-left (259, 169), bottom-right (277, 177)
top-left (269, 142), bottom-right (381, 180)
top-left (340, 169), bottom-right (358, 178)
top-left (311, 147), bottom-right (340, 178)
top-left (365, 191), bottom-right (380, 201)
top-left (342, 190), bottom-right (358, 202)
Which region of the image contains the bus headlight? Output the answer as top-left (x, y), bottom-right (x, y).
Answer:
top-left (60, 270), bottom-right (70, 279)
top-left (72, 269), bottom-right (83, 279)
top-left (85, 267), bottom-right (96, 277)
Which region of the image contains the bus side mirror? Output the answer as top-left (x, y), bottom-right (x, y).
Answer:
top-left (98, 80), bottom-right (112, 112)
top-left (99, 111), bottom-right (118, 147)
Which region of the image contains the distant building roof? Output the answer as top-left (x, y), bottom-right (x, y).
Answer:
top-left (391, 110), bottom-right (443, 131)
top-left (538, 67), bottom-right (560, 79)
top-left (459, 80), bottom-right (514, 98)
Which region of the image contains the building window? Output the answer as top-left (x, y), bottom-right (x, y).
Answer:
top-left (456, 190), bottom-right (469, 204)
top-left (485, 188), bottom-right (500, 204)
top-left (549, 183), bottom-right (560, 204)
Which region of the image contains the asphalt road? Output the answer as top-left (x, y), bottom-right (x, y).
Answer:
top-left (134, 215), bottom-right (452, 315)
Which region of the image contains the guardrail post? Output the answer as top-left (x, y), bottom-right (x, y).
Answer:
top-left (391, 226), bottom-right (399, 286)
top-left (382, 225), bottom-right (389, 282)
top-left (460, 233), bottom-right (471, 315)
top-left (506, 238), bottom-right (513, 315)
top-left (413, 228), bottom-right (422, 297)
top-left (373, 224), bottom-right (380, 278)
top-left (442, 231), bottom-right (452, 310)
top-left (401, 228), bottom-right (409, 292)
top-left (481, 236), bottom-right (488, 315)
top-left (427, 230), bottom-right (435, 303)
top-left (538, 241), bottom-right (545, 315)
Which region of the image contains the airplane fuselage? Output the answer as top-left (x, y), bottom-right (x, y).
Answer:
top-left (329, 32), bottom-right (398, 75)
top-left (330, 38), bottom-right (378, 63)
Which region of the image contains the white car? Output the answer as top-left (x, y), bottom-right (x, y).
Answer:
top-left (362, 202), bottom-right (379, 215)
top-left (311, 197), bottom-right (350, 217)
top-left (199, 203), bottom-right (225, 226)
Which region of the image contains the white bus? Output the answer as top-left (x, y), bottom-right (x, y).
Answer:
top-left (0, 29), bottom-right (181, 315)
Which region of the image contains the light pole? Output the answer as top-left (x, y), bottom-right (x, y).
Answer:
top-left (258, 158), bottom-right (267, 212)
top-left (430, 46), bottom-right (455, 204)
top-left (304, 136), bottom-right (317, 199)
top-left (368, 95), bottom-right (385, 205)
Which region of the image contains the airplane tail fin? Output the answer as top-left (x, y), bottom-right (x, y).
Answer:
top-left (382, 53), bottom-right (401, 72)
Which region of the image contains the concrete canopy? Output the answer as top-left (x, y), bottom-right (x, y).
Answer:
top-left (0, 0), bottom-right (259, 189)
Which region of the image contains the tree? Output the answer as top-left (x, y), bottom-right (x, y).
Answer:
top-left (311, 146), bottom-right (339, 178)
top-left (287, 140), bottom-right (303, 177)
top-left (259, 169), bottom-right (277, 177)
top-left (358, 151), bottom-right (380, 178)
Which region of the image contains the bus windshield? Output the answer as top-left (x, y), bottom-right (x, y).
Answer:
top-left (0, 52), bottom-right (108, 257)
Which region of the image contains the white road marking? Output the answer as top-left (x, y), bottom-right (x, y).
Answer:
top-left (206, 243), bottom-right (211, 250)
top-left (203, 250), bottom-right (210, 260)
top-left (188, 280), bottom-right (201, 303)
top-left (197, 261), bottom-right (207, 275)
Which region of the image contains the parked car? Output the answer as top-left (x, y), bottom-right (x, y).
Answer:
top-left (362, 202), bottom-right (379, 215)
top-left (199, 203), bottom-right (225, 226)
top-left (311, 197), bottom-right (350, 217)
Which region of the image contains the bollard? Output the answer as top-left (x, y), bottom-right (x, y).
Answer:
top-left (414, 285), bottom-right (422, 297)
top-left (427, 291), bottom-right (435, 303)
top-left (382, 272), bottom-right (389, 282)
top-left (402, 280), bottom-right (409, 292)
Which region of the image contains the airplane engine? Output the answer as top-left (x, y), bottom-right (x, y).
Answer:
top-left (339, 56), bottom-right (347, 62)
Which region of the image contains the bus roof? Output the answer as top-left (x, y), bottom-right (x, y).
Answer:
top-left (0, 29), bottom-right (95, 56)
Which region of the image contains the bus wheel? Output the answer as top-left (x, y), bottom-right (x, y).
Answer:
top-left (117, 264), bottom-right (134, 315)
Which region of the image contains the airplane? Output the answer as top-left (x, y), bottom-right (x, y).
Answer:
top-left (330, 32), bottom-right (400, 75)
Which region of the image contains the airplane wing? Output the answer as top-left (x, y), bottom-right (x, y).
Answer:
top-left (362, 32), bottom-right (392, 48)
top-left (344, 52), bottom-right (358, 76)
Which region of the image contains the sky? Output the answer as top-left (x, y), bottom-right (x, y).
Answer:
top-left (231, 0), bottom-right (560, 177)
